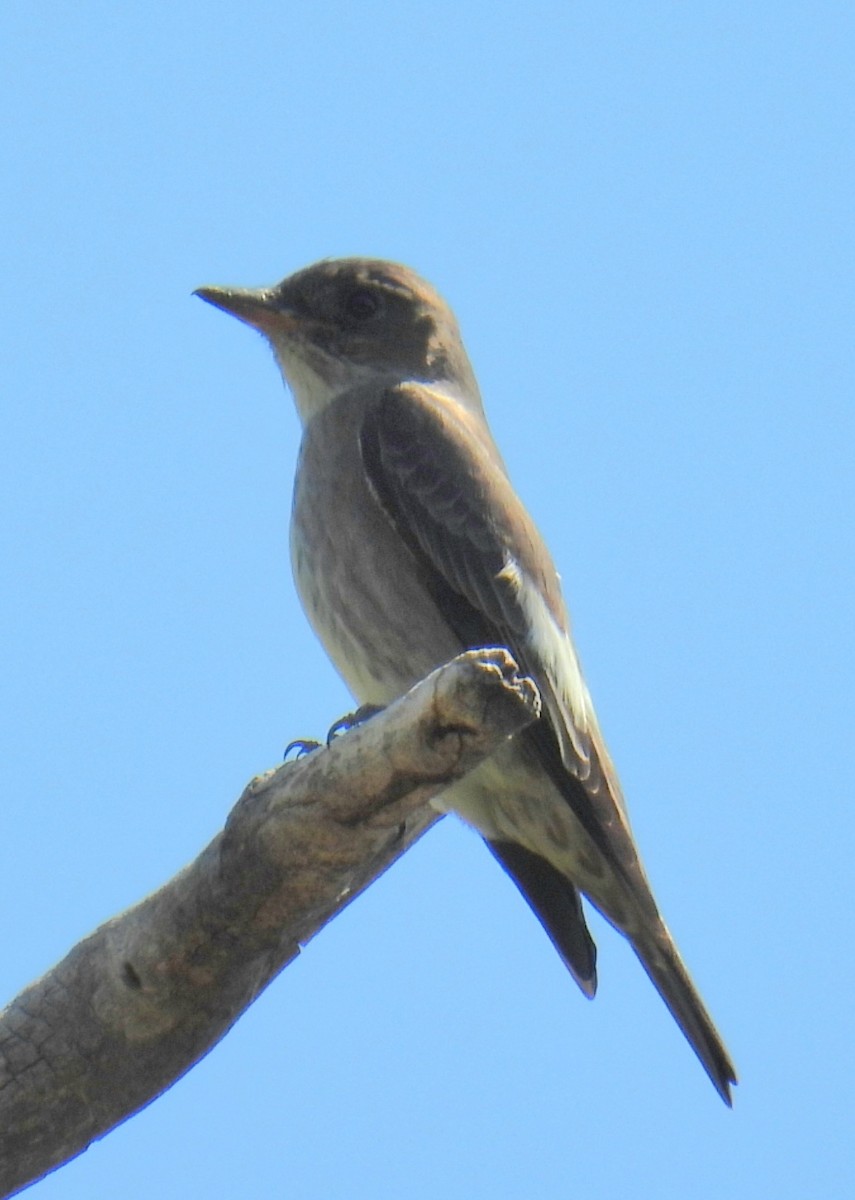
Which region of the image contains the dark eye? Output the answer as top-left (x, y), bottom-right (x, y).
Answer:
top-left (345, 287), bottom-right (381, 321)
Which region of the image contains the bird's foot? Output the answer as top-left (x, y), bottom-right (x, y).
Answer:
top-left (327, 703), bottom-right (384, 745)
top-left (283, 738), bottom-right (322, 761)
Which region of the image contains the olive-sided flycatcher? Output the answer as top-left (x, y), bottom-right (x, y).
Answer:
top-left (195, 258), bottom-right (737, 1103)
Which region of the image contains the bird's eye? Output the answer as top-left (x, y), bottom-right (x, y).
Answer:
top-left (345, 287), bottom-right (381, 321)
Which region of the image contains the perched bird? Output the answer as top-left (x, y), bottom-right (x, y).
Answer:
top-left (195, 258), bottom-right (737, 1103)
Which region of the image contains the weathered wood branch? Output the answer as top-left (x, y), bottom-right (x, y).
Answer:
top-left (0, 649), bottom-right (539, 1198)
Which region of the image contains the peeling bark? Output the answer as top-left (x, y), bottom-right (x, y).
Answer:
top-left (0, 649), bottom-right (539, 1198)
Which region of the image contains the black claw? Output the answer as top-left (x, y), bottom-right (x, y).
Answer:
top-left (283, 738), bottom-right (322, 761)
top-left (326, 703), bottom-right (385, 745)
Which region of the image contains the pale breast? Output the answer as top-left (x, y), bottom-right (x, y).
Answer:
top-left (290, 389), bottom-right (461, 706)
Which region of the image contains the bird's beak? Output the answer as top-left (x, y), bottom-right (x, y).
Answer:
top-left (194, 285), bottom-right (291, 336)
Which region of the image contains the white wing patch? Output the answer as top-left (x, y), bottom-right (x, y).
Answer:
top-left (498, 554), bottom-right (596, 779)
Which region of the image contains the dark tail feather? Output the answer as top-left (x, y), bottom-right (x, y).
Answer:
top-left (487, 839), bottom-right (598, 998)
top-left (632, 924), bottom-right (738, 1105)
top-left (526, 702), bottom-right (737, 1102)
top-left (488, 839), bottom-right (736, 1102)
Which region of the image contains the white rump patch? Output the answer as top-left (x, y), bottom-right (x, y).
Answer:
top-left (498, 554), bottom-right (596, 776)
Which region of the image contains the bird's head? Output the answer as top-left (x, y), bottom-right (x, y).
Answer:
top-left (195, 257), bottom-right (480, 424)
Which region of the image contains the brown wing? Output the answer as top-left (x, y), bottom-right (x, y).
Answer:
top-left (359, 382), bottom-right (643, 894)
top-left (360, 383), bottom-right (738, 1103)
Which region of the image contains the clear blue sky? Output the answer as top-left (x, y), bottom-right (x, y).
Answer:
top-left (2, 4), bottom-right (853, 1197)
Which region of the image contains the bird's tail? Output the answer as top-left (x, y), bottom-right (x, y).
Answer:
top-left (631, 921), bottom-right (737, 1105)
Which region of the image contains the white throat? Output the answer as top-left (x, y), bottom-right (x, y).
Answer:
top-left (270, 341), bottom-right (386, 427)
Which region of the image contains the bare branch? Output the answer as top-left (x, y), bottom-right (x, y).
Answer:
top-left (0, 649), bottom-right (539, 1198)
